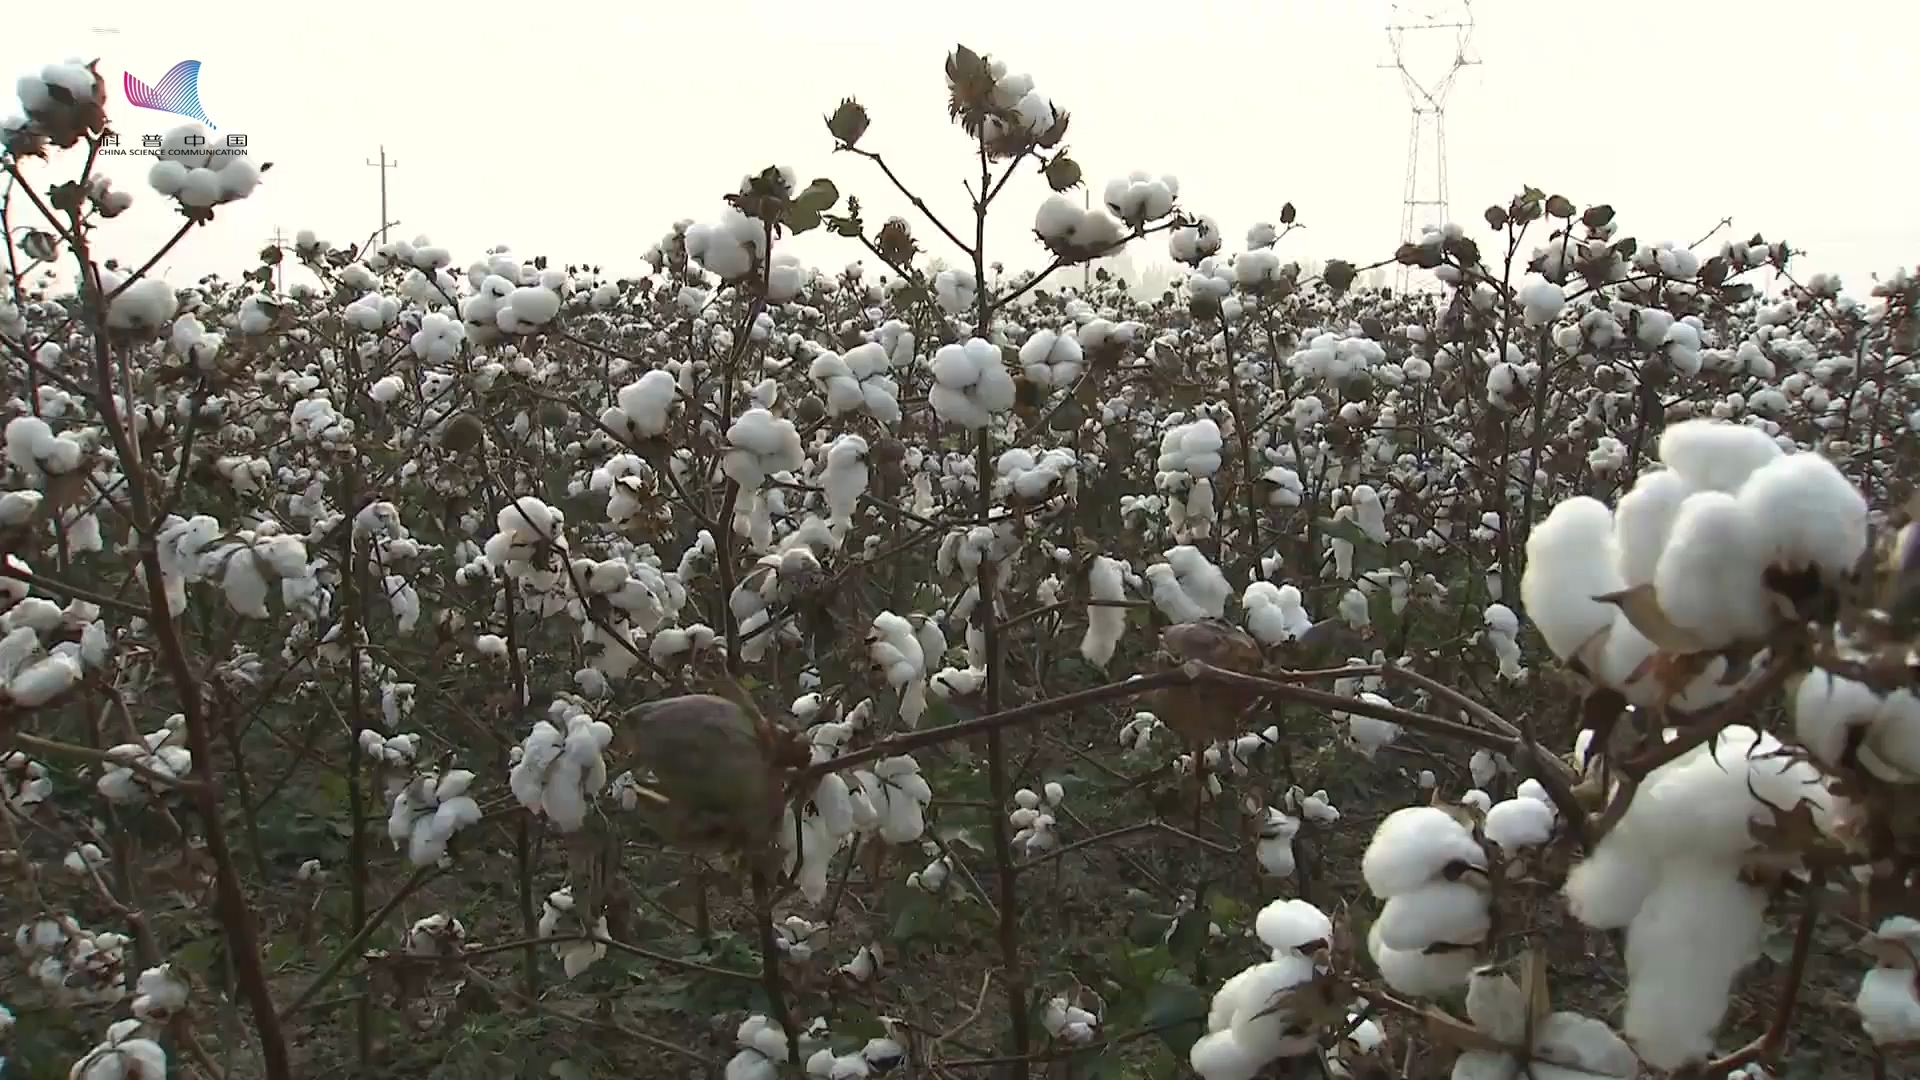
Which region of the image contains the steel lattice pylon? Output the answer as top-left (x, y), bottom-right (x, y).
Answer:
top-left (1381, 1), bottom-right (1478, 294)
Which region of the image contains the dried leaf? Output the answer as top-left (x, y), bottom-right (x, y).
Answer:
top-left (1423, 1006), bottom-right (1511, 1055)
top-left (1594, 583), bottom-right (1711, 654)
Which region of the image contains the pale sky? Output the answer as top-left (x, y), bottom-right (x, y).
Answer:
top-left (5, 1), bottom-right (1915, 293)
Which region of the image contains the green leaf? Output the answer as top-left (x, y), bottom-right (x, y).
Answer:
top-left (794, 178), bottom-right (840, 215)
top-left (785, 205), bottom-right (821, 235)
top-left (549, 1061), bottom-right (593, 1080)
top-left (1142, 982), bottom-right (1209, 1057)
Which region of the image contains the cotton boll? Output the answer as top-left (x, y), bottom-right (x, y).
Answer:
top-left (1521, 498), bottom-right (1626, 665)
top-left (1612, 469), bottom-right (1693, 587)
top-left (1562, 831), bottom-right (1662, 930)
top-left (1735, 451), bottom-right (1868, 579)
top-left (1656, 419), bottom-right (1782, 494)
top-left (1483, 797), bottom-right (1555, 852)
top-left (1651, 492), bottom-right (1775, 648)
top-left (1253, 898), bottom-right (1330, 955)
top-left (1622, 859), bottom-right (1766, 1070)
top-left (1373, 881), bottom-right (1491, 951)
top-left (1367, 919), bottom-right (1477, 998)
top-left (1362, 806), bottom-right (1486, 898)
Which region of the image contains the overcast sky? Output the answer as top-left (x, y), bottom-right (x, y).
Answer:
top-left (5, 1), bottom-right (1915, 295)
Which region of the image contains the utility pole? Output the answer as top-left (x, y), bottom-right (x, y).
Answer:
top-left (365, 146), bottom-right (399, 245)
top-left (263, 227), bottom-right (288, 291)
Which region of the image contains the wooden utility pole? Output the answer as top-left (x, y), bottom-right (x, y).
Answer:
top-left (364, 146), bottom-right (399, 244)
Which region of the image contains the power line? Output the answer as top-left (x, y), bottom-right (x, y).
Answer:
top-left (1381, 0), bottom-right (1479, 294)
top-left (364, 146), bottom-right (400, 246)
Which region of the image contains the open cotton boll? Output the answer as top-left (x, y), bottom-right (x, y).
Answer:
top-left (1366, 919), bottom-right (1477, 998)
top-left (1081, 555), bottom-right (1129, 667)
top-left (1734, 450), bottom-right (1869, 579)
top-left (1483, 797), bottom-right (1555, 852)
top-left (1656, 418), bottom-right (1782, 494)
top-left (1612, 468), bottom-right (1693, 587)
top-left (1622, 859), bottom-right (1767, 1070)
top-left (1793, 668), bottom-right (1920, 775)
top-left (1362, 806), bottom-right (1487, 898)
top-left (1651, 492), bottom-right (1776, 649)
top-left (1254, 898), bottom-right (1331, 955)
top-left (1373, 881), bottom-right (1491, 951)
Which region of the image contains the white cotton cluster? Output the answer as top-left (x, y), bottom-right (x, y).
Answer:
top-left (387, 768), bottom-right (483, 867)
top-left (804, 1036), bottom-right (904, 1078)
top-left (1010, 783), bottom-right (1065, 853)
top-left (484, 496), bottom-right (566, 575)
top-left (685, 207), bottom-right (768, 281)
top-left (1361, 806), bottom-right (1491, 999)
top-left (1033, 195), bottom-right (1124, 259)
top-left (821, 435), bottom-right (870, 528)
top-left (395, 314), bottom-right (460, 368)
top-left (3, 750), bottom-right (51, 812)
top-left (146, 124), bottom-right (260, 208)
top-left (1169, 216), bottom-right (1223, 264)
top-left (1288, 333), bottom-right (1385, 384)
top-left (537, 886), bottom-right (608, 979)
top-left (14, 914), bottom-right (128, 1006)
top-left (856, 756), bottom-right (932, 844)
top-left (993, 447), bottom-right (1077, 502)
top-left (728, 1015), bottom-right (800, 1080)
top-left (1519, 276), bottom-right (1567, 326)
top-left (868, 612), bottom-right (929, 727)
top-left (12, 61), bottom-right (103, 138)
top-left (1157, 418), bottom-right (1225, 479)
top-left (508, 703), bottom-right (613, 832)
top-left (602, 368), bottom-right (679, 443)
top-left (97, 716), bottom-right (190, 805)
top-left (1453, 968), bottom-right (1639, 1079)
top-left (129, 963), bottom-right (190, 1025)
top-left (1146, 546), bottom-right (1231, 622)
top-left (928, 338), bottom-right (1017, 429)
top-left (724, 408), bottom-right (806, 489)
top-left (1189, 899), bottom-right (1332, 1080)
top-left (68, 1018), bottom-right (167, 1080)
top-left (1855, 917), bottom-right (1920, 1047)
top-left (1522, 419), bottom-right (1866, 698)
top-left (1791, 668), bottom-right (1920, 782)
top-left (1102, 172), bottom-right (1178, 227)
top-left (1242, 582), bottom-right (1312, 645)
top-left (404, 913), bottom-right (468, 957)
top-left (92, 268), bottom-right (179, 333)
top-left (1081, 555), bottom-right (1130, 668)
top-left (1482, 604), bottom-right (1524, 679)
top-left (1017, 327), bottom-right (1084, 388)
top-left (1337, 693), bottom-right (1399, 759)
top-left (933, 268), bottom-right (975, 316)
top-left (809, 343), bottom-right (902, 424)
top-left (1561, 725), bottom-right (1839, 1069)
top-left (1255, 807), bottom-right (1302, 876)
top-left (1042, 997), bottom-right (1100, 1044)
top-left (977, 63), bottom-right (1059, 143)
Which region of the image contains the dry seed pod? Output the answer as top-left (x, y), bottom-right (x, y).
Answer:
top-left (1152, 619), bottom-right (1267, 744)
top-left (617, 694), bottom-right (780, 854)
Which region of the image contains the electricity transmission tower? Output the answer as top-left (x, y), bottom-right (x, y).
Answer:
top-left (365, 146), bottom-right (400, 245)
top-left (1381, 1), bottom-right (1478, 293)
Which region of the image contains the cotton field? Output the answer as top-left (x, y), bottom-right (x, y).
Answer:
top-left (0, 46), bottom-right (1917, 1080)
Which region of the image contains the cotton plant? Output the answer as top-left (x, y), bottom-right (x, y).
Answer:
top-left (1189, 898), bottom-right (1335, 1080)
top-left (1009, 782), bottom-right (1065, 854)
top-left (386, 768), bottom-right (484, 867)
top-left (1559, 724), bottom-right (1846, 1069)
top-left (508, 701), bottom-right (614, 832)
top-left (536, 886), bottom-right (608, 979)
top-left (1520, 419), bottom-right (1867, 706)
top-left (868, 612), bottom-right (930, 727)
top-left (928, 338), bottom-right (1017, 428)
top-left (67, 1018), bottom-right (167, 1080)
top-left (1040, 996), bottom-right (1100, 1044)
top-left (809, 343), bottom-right (903, 424)
top-left (1361, 805), bottom-right (1496, 999)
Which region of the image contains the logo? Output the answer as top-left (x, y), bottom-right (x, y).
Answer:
top-left (122, 60), bottom-right (216, 129)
